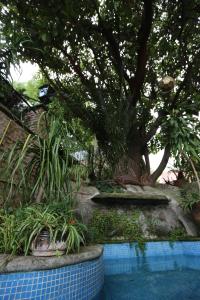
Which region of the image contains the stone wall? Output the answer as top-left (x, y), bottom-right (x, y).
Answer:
top-left (0, 111), bottom-right (26, 205)
top-left (0, 106), bottom-right (45, 148)
top-left (0, 110), bottom-right (27, 150)
top-left (24, 106), bottom-right (46, 136)
top-left (75, 184), bottom-right (198, 239)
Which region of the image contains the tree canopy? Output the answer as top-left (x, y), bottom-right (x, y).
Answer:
top-left (0, 0), bottom-right (200, 183)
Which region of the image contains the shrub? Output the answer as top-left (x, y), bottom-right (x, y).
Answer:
top-left (169, 227), bottom-right (186, 241)
top-left (180, 182), bottom-right (200, 210)
top-left (2, 112), bottom-right (87, 206)
top-left (88, 209), bottom-right (143, 243)
top-left (0, 203), bottom-right (86, 255)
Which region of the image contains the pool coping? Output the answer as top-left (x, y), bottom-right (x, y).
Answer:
top-left (0, 245), bottom-right (103, 274)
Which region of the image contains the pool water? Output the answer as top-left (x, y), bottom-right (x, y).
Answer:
top-left (99, 243), bottom-right (200, 300)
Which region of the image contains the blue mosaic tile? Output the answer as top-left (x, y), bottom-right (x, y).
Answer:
top-left (0, 256), bottom-right (104, 300)
top-left (2, 241), bottom-right (200, 300)
top-left (103, 241), bottom-right (200, 261)
top-left (103, 241), bottom-right (200, 276)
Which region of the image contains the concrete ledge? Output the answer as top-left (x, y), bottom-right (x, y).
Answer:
top-left (92, 192), bottom-right (169, 205)
top-left (0, 245), bottom-right (103, 274)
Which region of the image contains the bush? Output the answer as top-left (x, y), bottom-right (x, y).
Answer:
top-left (180, 182), bottom-right (200, 210)
top-left (0, 203), bottom-right (86, 255)
top-left (2, 112), bottom-right (87, 206)
top-left (169, 227), bottom-right (186, 241)
top-left (95, 181), bottom-right (123, 193)
top-left (88, 209), bottom-right (144, 244)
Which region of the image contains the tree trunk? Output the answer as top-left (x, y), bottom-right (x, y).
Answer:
top-left (114, 143), bottom-right (171, 186)
top-left (114, 149), bottom-right (153, 186)
top-left (150, 144), bottom-right (171, 183)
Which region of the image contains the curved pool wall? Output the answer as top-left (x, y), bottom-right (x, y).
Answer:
top-left (1, 242), bottom-right (200, 300)
top-left (0, 246), bottom-right (104, 300)
top-left (103, 241), bottom-right (200, 275)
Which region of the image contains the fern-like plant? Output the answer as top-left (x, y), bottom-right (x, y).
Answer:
top-left (3, 112), bottom-right (87, 206)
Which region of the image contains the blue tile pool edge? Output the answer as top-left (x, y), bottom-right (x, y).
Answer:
top-left (1, 241), bottom-right (200, 300)
top-left (0, 254), bottom-right (104, 300)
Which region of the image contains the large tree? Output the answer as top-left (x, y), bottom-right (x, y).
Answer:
top-left (0, 0), bottom-right (200, 184)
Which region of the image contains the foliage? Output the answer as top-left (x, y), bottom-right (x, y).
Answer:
top-left (162, 113), bottom-right (200, 183)
top-left (88, 209), bottom-right (144, 246)
top-left (0, 33), bottom-right (30, 114)
top-left (0, 54), bottom-right (25, 114)
top-left (1, 1), bottom-right (200, 181)
top-left (0, 25), bottom-right (19, 81)
top-left (180, 183), bottom-right (200, 211)
top-left (176, 159), bottom-right (200, 183)
top-left (169, 227), bottom-right (187, 242)
top-left (14, 72), bottom-right (46, 102)
top-left (95, 181), bottom-right (123, 193)
top-left (2, 111), bottom-right (87, 206)
top-left (145, 218), bottom-right (161, 236)
top-left (0, 209), bottom-right (19, 254)
top-left (88, 209), bottom-right (189, 247)
top-left (0, 203), bottom-right (86, 255)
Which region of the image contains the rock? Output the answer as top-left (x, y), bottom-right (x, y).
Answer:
top-left (75, 183), bottom-right (198, 238)
top-left (75, 185), bottom-right (100, 224)
top-left (157, 185), bottom-right (198, 236)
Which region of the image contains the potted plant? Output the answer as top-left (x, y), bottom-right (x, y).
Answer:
top-left (18, 204), bottom-right (86, 256)
top-left (0, 204), bottom-right (86, 256)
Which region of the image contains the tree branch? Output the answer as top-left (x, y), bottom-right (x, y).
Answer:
top-left (100, 25), bottom-right (129, 82)
top-left (130, 0), bottom-right (153, 106)
top-left (40, 66), bottom-right (110, 144)
top-left (144, 149), bottom-right (150, 175)
top-left (60, 49), bottom-right (89, 86)
top-left (77, 16), bottom-right (130, 85)
top-left (150, 144), bottom-right (171, 182)
top-left (144, 110), bottom-right (167, 144)
top-left (171, 49), bottom-right (199, 109)
top-left (60, 48), bottom-right (106, 108)
top-left (170, 66), bottom-right (192, 110)
top-left (94, 8), bottom-right (131, 87)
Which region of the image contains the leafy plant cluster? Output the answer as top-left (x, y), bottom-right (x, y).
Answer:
top-left (164, 113), bottom-right (200, 184)
top-left (168, 227), bottom-right (187, 241)
top-left (13, 72), bottom-right (46, 103)
top-left (88, 209), bottom-right (188, 246)
top-left (0, 108), bottom-right (88, 256)
top-left (145, 218), bottom-right (161, 236)
top-left (1, 111), bottom-right (87, 206)
top-left (88, 210), bottom-right (144, 245)
top-left (0, 202), bottom-right (86, 255)
top-left (180, 182), bottom-right (200, 211)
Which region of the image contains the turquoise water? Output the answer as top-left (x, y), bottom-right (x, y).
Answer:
top-left (100, 255), bottom-right (200, 300)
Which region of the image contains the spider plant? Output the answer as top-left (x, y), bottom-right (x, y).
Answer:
top-left (0, 203), bottom-right (86, 255)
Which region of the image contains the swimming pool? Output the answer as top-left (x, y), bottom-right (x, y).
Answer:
top-left (100, 242), bottom-right (200, 300)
